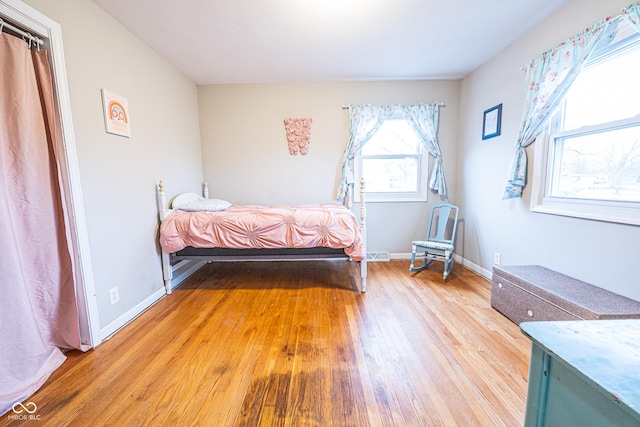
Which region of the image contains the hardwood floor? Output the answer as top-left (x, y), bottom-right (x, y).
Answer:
top-left (3, 261), bottom-right (532, 426)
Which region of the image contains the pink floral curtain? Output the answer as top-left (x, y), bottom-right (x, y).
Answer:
top-left (503, 18), bottom-right (610, 199)
top-left (0, 33), bottom-right (83, 415)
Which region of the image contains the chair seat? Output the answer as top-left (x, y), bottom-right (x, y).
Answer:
top-left (412, 240), bottom-right (454, 252)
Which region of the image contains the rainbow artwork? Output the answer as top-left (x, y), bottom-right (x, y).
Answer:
top-left (108, 101), bottom-right (128, 124)
top-left (102, 89), bottom-right (131, 137)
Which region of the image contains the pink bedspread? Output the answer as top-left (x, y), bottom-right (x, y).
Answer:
top-left (160, 204), bottom-right (365, 261)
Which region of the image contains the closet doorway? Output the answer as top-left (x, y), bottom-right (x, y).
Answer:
top-left (0, 0), bottom-right (100, 346)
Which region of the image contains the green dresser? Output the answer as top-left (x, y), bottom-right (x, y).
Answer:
top-left (520, 320), bottom-right (640, 427)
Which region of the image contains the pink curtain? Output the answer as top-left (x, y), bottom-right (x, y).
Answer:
top-left (0, 33), bottom-right (83, 415)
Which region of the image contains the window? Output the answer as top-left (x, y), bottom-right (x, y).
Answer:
top-left (355, 114), bottom-right (428, 202)
top-left (531, 18), bottom-right (640, 225)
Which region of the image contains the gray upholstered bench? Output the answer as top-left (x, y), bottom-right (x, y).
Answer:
top-left (491, 265), bottom-right (640, 325)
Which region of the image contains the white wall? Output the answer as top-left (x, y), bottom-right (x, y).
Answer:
top-left (458, 0), bottom-right (640, 301)
top-left (197, 80), bottom-right (460, 254)
top-left (23, 0), bottom-right (204, 333)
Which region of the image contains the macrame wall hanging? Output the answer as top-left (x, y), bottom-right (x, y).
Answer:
top-left (283, 117), bottom-right (312, 155)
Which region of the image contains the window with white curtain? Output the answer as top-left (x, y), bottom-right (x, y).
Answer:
top-left (355, 113), bottom-right (428, 202)
top-left (531, 17), bottom-right (640, 225)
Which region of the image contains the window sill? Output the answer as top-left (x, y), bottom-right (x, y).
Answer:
top-left (531, 196), bottom-right (640, 226)
top-left (355, 191), bottom-right (427, 203)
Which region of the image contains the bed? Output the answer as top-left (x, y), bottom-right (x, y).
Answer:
top-left (155, 180), bottom-right (368, 294)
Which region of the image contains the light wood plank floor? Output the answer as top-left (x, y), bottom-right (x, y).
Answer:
top-left (3, 261), bottom-right (532, 427)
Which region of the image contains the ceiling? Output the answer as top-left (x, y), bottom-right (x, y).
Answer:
top-left (92, 0), bottom-right (570, 85)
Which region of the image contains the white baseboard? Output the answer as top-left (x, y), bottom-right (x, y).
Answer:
top-left (100, 287), bottom-right (166, 341)
top-left (391, 252), bottom-right (492, 280)
top-left (454, 254), bottom-right (492, 280)
top-left (100, 261), bottom-right (206, 342)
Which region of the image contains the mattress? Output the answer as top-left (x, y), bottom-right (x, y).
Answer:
top-left (159, 203), bottom-right (365, 260)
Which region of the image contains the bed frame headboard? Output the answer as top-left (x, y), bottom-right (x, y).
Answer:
top-left (156, 181), bottom-right (210, 220)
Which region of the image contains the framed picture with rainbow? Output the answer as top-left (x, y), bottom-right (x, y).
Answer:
top-left (101, 89), bottom-right (131, 138)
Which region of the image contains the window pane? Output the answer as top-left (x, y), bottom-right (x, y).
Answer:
top-left (362, 119), bottom-right (420, 155)
top-left (362, 157), bottom-right (418, 192)
top-left (563, 42), bottom-right (640, 130)
top-left (534, 19), bottom-right (640, 224)
top-left (550, 125), bottom-right (640, 202)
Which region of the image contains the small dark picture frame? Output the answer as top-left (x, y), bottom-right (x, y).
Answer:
top-left (482, 103), bottom-right (502, 140)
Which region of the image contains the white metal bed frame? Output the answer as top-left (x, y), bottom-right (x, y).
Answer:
top-left (155, 179), bottom-right (368, 294)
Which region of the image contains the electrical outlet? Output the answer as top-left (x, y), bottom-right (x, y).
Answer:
top-left (109, 287), bottom-right (120, 305)
top-left (494, 252), bottom-right (501, 265)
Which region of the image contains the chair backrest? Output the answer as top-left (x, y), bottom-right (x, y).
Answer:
top-left (427, 204), bottom-right (459, 244)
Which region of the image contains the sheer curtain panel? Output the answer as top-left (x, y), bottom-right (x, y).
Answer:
top-left (502, 18), bottom-right (610, 199)
top-left (0, 33), bottom-right (83, 415)
top-left (336, 104), bottom-right (395, 201)
top-left (400, 103), bottom-right (447, 197)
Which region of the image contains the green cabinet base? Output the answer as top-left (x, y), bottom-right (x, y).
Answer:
top-left (521, 320), bottom-right (640, 427)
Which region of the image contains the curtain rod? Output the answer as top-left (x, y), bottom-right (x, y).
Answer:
top-left (341, 102), bottom-right (445, 109)
top-left (0, 18), bottom-right (44, 47)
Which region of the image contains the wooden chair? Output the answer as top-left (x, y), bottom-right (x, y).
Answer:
top-left (410, 204), bottom-right (459, 280)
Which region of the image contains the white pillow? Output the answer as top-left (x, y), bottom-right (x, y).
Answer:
top-left (175, 197), bottom-right (232, 212)
top-left (171, 192), bottom-right (200, 208)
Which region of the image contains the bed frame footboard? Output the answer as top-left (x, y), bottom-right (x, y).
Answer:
top-left (156, 180), bottom-right (174, 294)
top-left (358, 178), bottom-right (367, 292)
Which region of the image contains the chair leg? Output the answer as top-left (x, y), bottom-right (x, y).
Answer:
top-left (410, 246), bottom-right (433, 273)
top-left (443, 256), bottom-right (455, 280)
top-left (409, 246), bottom-right (421, 272)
